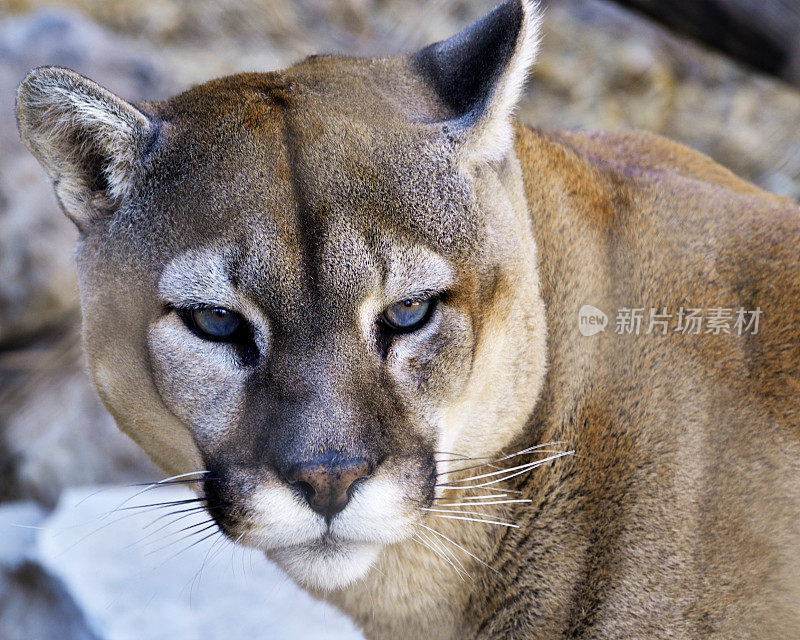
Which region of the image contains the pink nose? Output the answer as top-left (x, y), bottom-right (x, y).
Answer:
top-left (285, 454), bottom-right (373, 522)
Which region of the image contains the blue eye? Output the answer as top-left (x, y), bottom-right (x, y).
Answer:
top-left (382, 298), bottom-right (433, 332)
top-left (189, 307), bottom-right (243, 340)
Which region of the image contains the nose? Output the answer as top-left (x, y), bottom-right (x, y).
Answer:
top-left (285, 452), bottom-right (373, 522)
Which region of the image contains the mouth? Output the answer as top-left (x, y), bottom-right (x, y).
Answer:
top-left (200, 459), bottom-right (436, 590)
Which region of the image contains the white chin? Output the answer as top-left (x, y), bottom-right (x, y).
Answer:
top-left (270, 539), bottom-right (381, 591)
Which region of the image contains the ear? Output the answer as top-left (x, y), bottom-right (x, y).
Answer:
top-left (410, 0), bottom-right (541, 164)
top-left (16, 66), bottom-right (155, 231)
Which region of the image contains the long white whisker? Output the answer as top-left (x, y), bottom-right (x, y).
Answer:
top-left (421, 508), bottom-right (518, 526)
top-left (496, 442), bottom-right (567, 462)
top-left (439, 451), bottom-right (574, 489)
top-left (426, 513), bottom-right (519, 528)
top-left (432, 499), bottom-right (532, 507)
top-left (437, 444), bottom-right (570, 477)
top-left (437, 486), bottom-right (523, 494)
top-left (418, 530), bottom-right (470, 578)
top-left (419, 530), bottom-right (467, 573)
top-left (441, 452), bottom-right (572, 484)
top-left (433, 451), bottom-right (475, 459)
top-left (418, 523), bottom-right (496, 573)
top-left (434, 493), bottom-right (509, 501)
top-left (436, 462), bottom-right (504, 475)
top-left (411, 534), bottom-right (468, 581)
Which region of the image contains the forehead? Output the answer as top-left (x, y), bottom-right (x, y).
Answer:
top-left (139, 62), bottom-right (481, 307)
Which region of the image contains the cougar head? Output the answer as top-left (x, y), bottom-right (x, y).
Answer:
top-left (16, 0), bottom-right (546, 590)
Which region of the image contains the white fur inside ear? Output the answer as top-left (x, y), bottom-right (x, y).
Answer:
top-left (16, 67), bottom-right (151, 227)
top-left (463, 0), bottom-right (542, 165)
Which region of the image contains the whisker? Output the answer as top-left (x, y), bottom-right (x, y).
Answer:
top-left (496, 442), bottom-right (568, 462)
top-left (437, 485), bottom-right (523, 494)
top-left (434, 496), bottom-right (508, 500)
top-left (418, 523), bottom-right (496, 573)
top-left (432, 451), bottom-right (475, 459)
top-left (126, 509), bottom-right (210, 548)
top-left (113, 498), bottom-right (206, 513)
top-left (434, 493), bottom-right (509, 501)
top-left (421, 508), bottom-right (518, 526)
top-left (112, 470), bottom-right (209, 511)
top-left (188, 534), bottom-right (229, 600)
top-left (160, 529), bottom-right (222, 564)
top-left (435, 461), bottom-right (504, 476)
top-left (423, 507), bottom-right (504, 517)
top-left (434, 442), bottom-right (566, 466)
top-left (410, 534), bottom-right (468, 581)
top-left (436, 443), bottom-right (570, 477)
top-left (128, 478), bottom-right (215, 487)
top-left (440, 452), bottom-right (572, 484)
top-left (144, 515), bottom-right (218, 549)
top-left (418, 530), bottom-right (470, 579)
top-left (425, 513), bottom-right (520, 528)
top-left (54, 504), bottom-right (196, 556)
top-left (142, 505), bottom-right (207, 529)
top-left (155, 470), bottom-right (211, 483)
top-left (74, 486), bottom-right (116, 507)
top-left (471, 451), bottom-right (574, 487)
top-left (146, 521), bottom-right (218, 556)
top-left (431, 499), bottom-right (532, 507)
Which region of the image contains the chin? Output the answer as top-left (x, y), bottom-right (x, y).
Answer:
top-left (269, 539), bottom-right (382, 592)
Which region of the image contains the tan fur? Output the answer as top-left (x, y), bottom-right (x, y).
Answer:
top-left (315, 123), bottom-right (800, 638)
top-left (15, 1), bottom-right (800, 637)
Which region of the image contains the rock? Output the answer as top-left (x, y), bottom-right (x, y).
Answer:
top-left (37, 486), bottom-right (365, 640)
top-left (520, 0), bottom-right (800, 200)
top-left (1, 345), bottom-right (158, 506)
top-left (0, 500), bottom-right (45, 566)
top-left (0, 9), bottom-right (163, 506)
top-left (0, 8), bottom-right (173, 345)
top-left (0, 501), bottom-right (101, 640)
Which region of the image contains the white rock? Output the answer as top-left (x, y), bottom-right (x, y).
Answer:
top-left (37, 486), bottom-right (365, 640)
top-left (0, 500), bottom-right (46, 567)
top-left (0, 500), bottom-right (100, 640)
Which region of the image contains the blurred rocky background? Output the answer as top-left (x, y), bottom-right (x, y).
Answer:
top-left (0, 0), bottom-right (798, 638)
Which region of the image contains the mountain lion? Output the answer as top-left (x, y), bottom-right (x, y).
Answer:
top-left (16, 1), bottom-right (800, 638)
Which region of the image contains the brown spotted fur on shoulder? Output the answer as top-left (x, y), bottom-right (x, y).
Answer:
top-left (15, 0), bottom-right (800, 638)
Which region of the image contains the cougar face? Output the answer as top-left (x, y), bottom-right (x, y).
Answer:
top-left (17, 0), bottom-right (546, 590)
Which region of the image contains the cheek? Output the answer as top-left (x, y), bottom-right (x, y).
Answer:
top-left (147, 314), bottom-right (246, 446)
top-left (391, 308), bottom-right (474, 402)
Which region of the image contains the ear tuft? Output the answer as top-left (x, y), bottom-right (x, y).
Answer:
top-left (411, 0), bottom-right (542, 164)
top-left (16, 66), bottom-right (153, 230)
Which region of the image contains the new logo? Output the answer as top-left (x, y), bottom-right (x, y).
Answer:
top-left (578, 305), bottom-right (608, 337)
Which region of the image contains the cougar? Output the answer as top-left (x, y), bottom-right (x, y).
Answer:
top-left (15, 1), bottom-right (800, 637)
